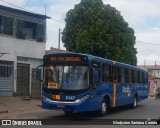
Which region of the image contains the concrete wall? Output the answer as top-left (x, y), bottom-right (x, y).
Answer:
top-left (0, 36), bottom-right (45, 59)
top-left (149, 80), bottom-right (154, 95)
top-left (0, 35), bottom-right (44, 97)
top-left (148, 70), bottom-right (160, 78)
top-left (149, 78), bottom-right (160, 95)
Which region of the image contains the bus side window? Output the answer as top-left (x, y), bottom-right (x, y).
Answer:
top-left (93, 69), bottom-right (99, 83)
top-left (131, 70), bottom-right (135, 83)
top-left (102, 64), bottom-right (110, 83)
top-left (112, 66), bottom-right (120, 83)
top-left (125, 69), bottom-right (129, 83)
top-left (128, 69), bottom-right (132, 83)
top-left (92, 61), bottom-right (100, 89)
top-left (146, 72), bottom-right (148, 84)
top-left (121, 68), bottom-right (125, 83)
top-left (142, 72), bottom-right (145, 84)
top-left (140, 72), bottom-right (143, 84)
top-left (134, 70), bottom-right (137, 83)
top-left (137, 71), bottom-right (140, 83)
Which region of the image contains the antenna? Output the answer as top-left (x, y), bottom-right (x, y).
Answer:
top-left (144, 59), bottom-right (146, 69)
top-left (45, 4), bottom-right (46, 15)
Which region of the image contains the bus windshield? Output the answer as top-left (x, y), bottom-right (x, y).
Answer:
top-left (44, 65), bottom-right (89, 90)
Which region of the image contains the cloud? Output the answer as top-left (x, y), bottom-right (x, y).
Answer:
top-left (102, 0), bottom-right (160, 65)
top-left (138, 54), bottom-right (160, 65)
top-left (135, 28), bottom-right (160, 65)
top-left (2, 0), bottom-right (160, 65)
top-left (44, 0), bottom-right (81, 50)
top-left (104, 0), bottom-right (160, 29)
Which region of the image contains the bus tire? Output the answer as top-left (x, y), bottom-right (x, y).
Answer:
top-left (132, 95), bottom-right (137, 108)
top-left (64, 111), bottom-right (73, 115)
top-left (98, 99), bottom-right (108, 116)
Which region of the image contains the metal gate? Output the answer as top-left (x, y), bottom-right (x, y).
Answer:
top-left (31, 68), bottom-right (41, 98)
top-left (17, 63), bottom-right (30, 96)
top-left (0, 60), bottom-right (14, 96)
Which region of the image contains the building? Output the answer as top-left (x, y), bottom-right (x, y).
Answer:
top-left (0, 5), bottom-right (50, 98)
top-left (138, 65), bottom-right (160, 95)
top-left (45, 47), bottom-right (67, 54)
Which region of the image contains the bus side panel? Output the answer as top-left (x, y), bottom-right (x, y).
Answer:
top-left (125, 84), bottom-right (136, 105)
top-left (116, 83), bottom-right (126, 106)
top-left (137, 84), bottom-right (148, 102)
top-left (100, 83), bottom-right (112, 108)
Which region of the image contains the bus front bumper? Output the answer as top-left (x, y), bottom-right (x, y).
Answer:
top-left (42, 95), bottom-right (91, 112)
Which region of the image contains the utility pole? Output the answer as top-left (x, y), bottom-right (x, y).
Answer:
top-left (144, 59), bottom-right (146, 69)
top-left (58, 28), bottom-right (61, 49)
top-left (154, 60), bottom-right (157, 77)
top-left (45, 4), bottom-right (46, 15)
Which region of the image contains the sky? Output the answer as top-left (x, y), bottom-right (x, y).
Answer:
top-left (0, 0), bottom-right (160, 65)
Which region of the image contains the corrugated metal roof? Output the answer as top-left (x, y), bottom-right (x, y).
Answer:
top-left (0, 4), bottom-right (51, 19)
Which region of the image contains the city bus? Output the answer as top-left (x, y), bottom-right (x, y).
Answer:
top-left (36, 52), bottom-right (148, 115)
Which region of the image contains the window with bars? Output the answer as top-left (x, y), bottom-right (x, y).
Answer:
top-left (16, 19), bottom-right (45, 42)
top-left (0, 15), bottom-right (13, 35)
top-left (0, 60), bottom-right (13, 78)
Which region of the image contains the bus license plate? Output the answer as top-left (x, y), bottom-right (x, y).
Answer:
top-left (57, 105), bottom-right (65, 108)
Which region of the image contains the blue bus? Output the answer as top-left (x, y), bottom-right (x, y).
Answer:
top-left (37, 52), bottom-right (148, 115)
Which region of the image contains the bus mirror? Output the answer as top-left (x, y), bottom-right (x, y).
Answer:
top-left (93, 69), bottom-right (99, 83)
top-left (36, 65), bottom-right (43, 82)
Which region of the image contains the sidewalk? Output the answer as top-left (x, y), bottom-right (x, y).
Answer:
top-left (0, 96), bottom-right (43, 119)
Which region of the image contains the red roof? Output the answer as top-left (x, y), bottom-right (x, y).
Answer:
top-left (45, 47), bottom-right (68, 54)
top-left (138, 65), bottom-right (160, 70)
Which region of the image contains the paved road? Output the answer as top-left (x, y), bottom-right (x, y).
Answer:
top-left (0, 97), bottom-right (160, 127)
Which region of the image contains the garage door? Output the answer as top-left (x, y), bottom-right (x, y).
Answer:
top-left (0, 60), bottom-right (14, 96)
top-left (17, 63), bottom-right (30, 96)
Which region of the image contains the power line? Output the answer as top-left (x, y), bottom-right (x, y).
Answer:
top-left (136, 41), bottom-right (160, 46)
top-left (0, 0), bottom-right (35, 13)
top-left (50, 18), bottom-right (65, 24)
top-left (137, 48), bottom-right (160, 52)
top-left (138, 50), bottom-right (160, 52)
top-left (0, 0), bottom-right (65, 24)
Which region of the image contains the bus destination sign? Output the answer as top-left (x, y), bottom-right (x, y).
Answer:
top-left (50, 57), bottom-right (81, 62)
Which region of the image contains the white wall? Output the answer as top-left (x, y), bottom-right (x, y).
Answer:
top-left (0, 35), bottom-right (45, 59)
top-left (149, 70), bottom-right (160, 78)
top-left (0, 35), bottom-right (45, 96)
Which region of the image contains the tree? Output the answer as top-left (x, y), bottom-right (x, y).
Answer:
top-left (62, 0), bottom-right (137, 65)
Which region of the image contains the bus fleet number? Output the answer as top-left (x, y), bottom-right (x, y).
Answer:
top-left (66, 96), bottom-right (75, 101)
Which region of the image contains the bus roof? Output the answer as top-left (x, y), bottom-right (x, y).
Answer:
top-left (45, 52), bottom-right (147, 72)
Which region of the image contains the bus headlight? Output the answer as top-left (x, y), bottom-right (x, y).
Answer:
top-left (43, 95), bottom-right (50, 102)
top-left (75, 95), bottom-right (89, 103)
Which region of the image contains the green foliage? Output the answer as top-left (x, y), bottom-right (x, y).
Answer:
top-left (62, 0), bottom-right (137, 65)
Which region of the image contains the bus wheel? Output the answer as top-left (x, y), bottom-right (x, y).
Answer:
top-left (132, 96), bottom-right (137, 108)
top-left (64, 111), bottom-right (73, 115)
top-left (98, 99), bottom-right (108, 116)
